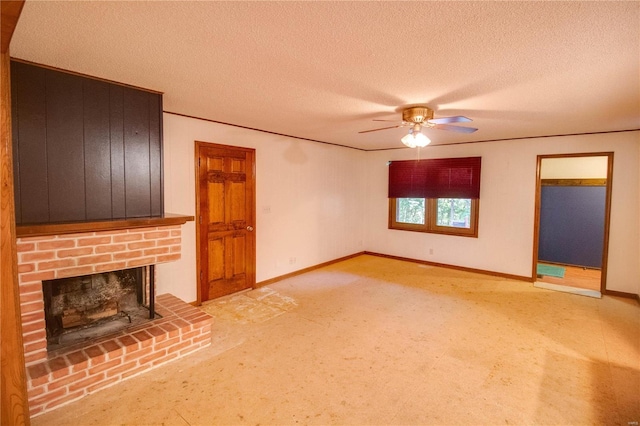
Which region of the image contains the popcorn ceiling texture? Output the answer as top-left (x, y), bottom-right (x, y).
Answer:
top-left (10, 1), bottom-right (639, 150)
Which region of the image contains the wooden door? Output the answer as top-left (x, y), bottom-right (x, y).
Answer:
top-left (196, 142), bottom-right (255, 302)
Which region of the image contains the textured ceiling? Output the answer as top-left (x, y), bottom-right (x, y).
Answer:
top-left (9, 1), bottom-right (640, 151)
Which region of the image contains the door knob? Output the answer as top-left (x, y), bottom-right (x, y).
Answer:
top-left (246, 226), bottom-right (254, 231)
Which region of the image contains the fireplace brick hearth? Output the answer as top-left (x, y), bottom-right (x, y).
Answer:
top-left (16, 223), bottom-right (212, 417)
top-left (26, 294), bottom-right (211, 416)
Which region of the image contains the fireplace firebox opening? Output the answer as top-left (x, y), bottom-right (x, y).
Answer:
top-left (42, 266), bottom-right (159, 351)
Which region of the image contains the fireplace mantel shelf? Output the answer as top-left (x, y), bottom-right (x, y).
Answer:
top-left (16, 213), bottom-right (194, 237)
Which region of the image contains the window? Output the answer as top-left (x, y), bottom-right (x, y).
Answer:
top-left (436, 198), bottom-right (472, 228)
top-left (390, 198), bottom-right (478, 236)
top-left (388, 157), bottom-right (481, 237)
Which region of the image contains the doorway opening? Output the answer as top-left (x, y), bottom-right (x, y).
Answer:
top-left (532, 153), bottom-right (613, 297)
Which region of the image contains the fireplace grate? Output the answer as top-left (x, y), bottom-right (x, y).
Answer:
top-left (42, 266), bottom-right (158, 351)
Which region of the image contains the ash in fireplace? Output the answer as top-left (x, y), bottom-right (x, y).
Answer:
top-left (43, 267), bottom-right (159, 352)
top-left (47, 304), bottom-right (157, 351)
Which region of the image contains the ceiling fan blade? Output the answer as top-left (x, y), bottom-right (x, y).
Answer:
top-left (428, 116), bottom-right (472, 124)
top-left (372, 119), bottom-right (401, 122)
top-left (358, 125), bottom-right (403, 134)
top-left (433, 124), bottom-right (478, 133)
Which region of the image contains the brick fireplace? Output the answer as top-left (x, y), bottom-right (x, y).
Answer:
top-left (16, 221), bottom-right (212, 417)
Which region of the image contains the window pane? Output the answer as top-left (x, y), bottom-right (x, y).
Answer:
top-left (396, 198), bottom-right (425, 224)
top-left (436, 198), bottom-right (471, 228)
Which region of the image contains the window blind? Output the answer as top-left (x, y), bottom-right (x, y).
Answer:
top-left (388, 157), bottom-right (481, 199)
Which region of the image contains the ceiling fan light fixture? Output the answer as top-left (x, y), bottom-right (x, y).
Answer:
top-left (401, 129), bottom-right (431, 148)
top-left (359, 106), bottom-right (475, 145)
top-left (401, 131), bottom-right (417, 148)
top-left (414, 131), bottom-right (430, 147)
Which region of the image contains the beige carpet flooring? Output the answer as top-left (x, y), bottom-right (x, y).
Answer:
top-left (31, 255), bottom-right (640, 425)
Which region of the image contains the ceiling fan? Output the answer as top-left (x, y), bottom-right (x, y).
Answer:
top-left (359, 106), bottom-right (477, 148)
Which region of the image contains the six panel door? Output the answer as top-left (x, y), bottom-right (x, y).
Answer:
top-left (196, 142), bottom-right (255, 302)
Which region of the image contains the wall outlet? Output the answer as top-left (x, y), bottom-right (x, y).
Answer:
top-left (429, 248), bottom-right (434, 255)
top-left (289, 257), bottom-right (296, 264)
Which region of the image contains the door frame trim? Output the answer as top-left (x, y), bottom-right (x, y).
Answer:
top-left (532, 152), bottom-right (614, 293)
top-left (194, 141), bottom-right (256, 304)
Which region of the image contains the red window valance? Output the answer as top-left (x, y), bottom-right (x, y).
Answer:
top-left (388, 157), bottom-right (481, 199)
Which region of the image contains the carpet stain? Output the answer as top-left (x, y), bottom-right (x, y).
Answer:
top-left (199, 287), bottom-right (298, 324)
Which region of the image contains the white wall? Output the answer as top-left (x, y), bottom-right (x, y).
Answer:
top-left (157, 113), bottom-right (367, 303)
top-left (541, 156), bottom-right (608, 179)
top-left (364, 131), bottom-right (640, 295)
top-left (158, 118), bottom-right (639, 301)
